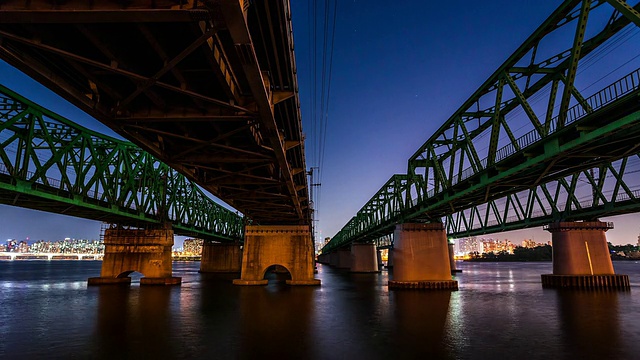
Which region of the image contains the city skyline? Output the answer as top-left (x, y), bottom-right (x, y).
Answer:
top-left (2, 202), bottom-right (639, 246)
top-left (1, 1), bottom-right (640, 246)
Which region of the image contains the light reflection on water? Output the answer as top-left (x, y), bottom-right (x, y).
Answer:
top-left (1, 260), bottom-right (640, 359)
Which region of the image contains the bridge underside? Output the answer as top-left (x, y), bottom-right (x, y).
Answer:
top-left (0, 0), bottom-right (310, 225)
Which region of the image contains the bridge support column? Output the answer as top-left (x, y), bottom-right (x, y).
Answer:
top-left (350, 244), bottom-right (379, 273)
top-left (542, 221), bottom-right (629, 290)
top-left (329, 251), bottom-right (339, 266)
top-left (233, 225), bottom-right (320, 286)
top-left (317, 253), bottom-right (330, 265)
top-left (199, 242), bottom-right (242, 273)
top-left (337, 248), bottom-right (351, 269)
top-left (449, 243), bottom-right (461, 273)
top-left (88, 227), bottom-right (181, 286)
top-left (389, 223), bottom-right (458, 290)
top-left (387, 249), bottom-right (394, 268)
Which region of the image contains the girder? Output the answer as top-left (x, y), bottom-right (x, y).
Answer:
top-left (0, 83), bottom-right (243, 242)
top-left (446, 154), bottom-right (640, 238)
top-left (0, 0), bottom-right (310, 225)
top-left (323, 0), bottom-right (640, 254)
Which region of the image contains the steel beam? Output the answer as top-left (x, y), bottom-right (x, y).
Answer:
top-left (0, 83), bottom-right (243, 242)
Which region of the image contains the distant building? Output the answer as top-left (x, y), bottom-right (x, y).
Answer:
top-left (456, 237), bottom-right (519, 255)
top-left (456, 237), bottom-right (481, 255)
top-left (18, 241), bottom-right (29, 253)
top-left (6, 239), bottom-right (17, 252)
top-left (522, 239), bottom-right (547, 248)
top-left (13, 239), bottom-right (104, 254)
top-left (182, 239), bottom-right (204, 255)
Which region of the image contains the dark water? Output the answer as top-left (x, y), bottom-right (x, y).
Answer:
top-left (1, 261), bottom-right (640, 359)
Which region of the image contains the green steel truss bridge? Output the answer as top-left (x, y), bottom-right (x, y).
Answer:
top-left (324, 0), bottom-right (640, 253)
top-left (0, 84), bottom-right (243, 242)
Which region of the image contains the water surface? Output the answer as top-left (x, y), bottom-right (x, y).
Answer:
top-left (1, 260), bottom-right (639, 359)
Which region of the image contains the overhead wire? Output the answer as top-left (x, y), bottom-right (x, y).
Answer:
top-left (305, 0), bottom-right (338, 228)
top-left (317, 0), bottom-right (329, 171)
top-left (317, 0), bottom-right (338, 213)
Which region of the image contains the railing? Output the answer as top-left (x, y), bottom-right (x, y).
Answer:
top-left (449, 68), bottom-right (640, 187)
top-left (328, 68), bottom-right (640, 251)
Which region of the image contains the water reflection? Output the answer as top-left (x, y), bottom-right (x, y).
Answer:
top-left (195, 273), bottom-right (243, 357)
top-left (94, 286), bottom-right (175, 359)
top-left (238, 273), bottom-right (317, 358)
top-left (310, 266), bottom-right (392, 357)
top-left (4, 261), bottom-right (640, 359)
top-left (556, 289), bottom-right (624, 360)
top-left (94, 286), bottom-right (132, 357)
top-left (391, 290), bottom-right (452, 358)
top-left (138, 286), bottom-right (175, 357)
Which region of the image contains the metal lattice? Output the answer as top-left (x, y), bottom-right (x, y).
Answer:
top-left (0, 83), bottom-right (243, 242)
top-left (323, 0), bottom-right (640, 253)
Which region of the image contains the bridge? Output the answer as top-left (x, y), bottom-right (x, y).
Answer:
top-left (0, 81), bottom-right (247, 283)
top-left (320, 0), bottom-right (640, 290)
top-left (0, 1), bottom-right (319, 285)
top-left (0, 83), bottom-right (243, 242)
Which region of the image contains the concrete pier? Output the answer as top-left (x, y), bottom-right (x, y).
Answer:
top-left (336, 248), bottom-right (351, 269)
top-left (350, 243), bottom-right (379, 273)
top-left (329, 251), bottom-right (338, 266)
top-left (541, 221), bottom-right (629, 290)
top-left (449, 243), bottom-right (462, 273)
top-left (317, 253), bottom-right (330, 265)
top-left (88, 227), bottom-right (181, 286)
top-left (199, 242), bottom-right (242, 273)
top-left (233, 225), bottom-right (320, 286)
top-left (388, 223), bottom-right (458, 290)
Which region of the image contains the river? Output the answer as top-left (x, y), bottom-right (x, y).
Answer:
top-left (1, 260), bottom-right (639, 359)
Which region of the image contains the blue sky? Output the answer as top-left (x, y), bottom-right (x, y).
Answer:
top-left (1, 0), bottom-right (639, 246)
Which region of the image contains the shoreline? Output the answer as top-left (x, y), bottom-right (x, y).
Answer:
top-left (0, 253), bottom-right (201, 261)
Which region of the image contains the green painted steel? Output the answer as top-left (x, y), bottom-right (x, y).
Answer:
top-left (446, 153), bottom-right (640, 237)
top-left (0, 84), bottom-right (243, 242)
top-left (323, 0), bottom-right (640, 254)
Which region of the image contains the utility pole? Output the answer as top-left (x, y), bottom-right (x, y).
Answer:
top-left (307, 167), bottom-right (321, 252)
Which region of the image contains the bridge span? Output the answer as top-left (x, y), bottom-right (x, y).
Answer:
top-left (0, 1), bottom-right (320, 285)
top-left (320, 0), bottom-right (640, 290)
top-left (0, 81), bottom-right (248, 284)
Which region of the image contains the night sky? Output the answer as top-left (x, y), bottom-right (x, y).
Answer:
top-left (1, 0), bottom-right (639, 246)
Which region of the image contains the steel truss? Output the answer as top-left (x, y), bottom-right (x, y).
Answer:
top-left (446, 154), bottom-right (640, 238)
top-left (0, 84), bottom-right (243, 242)
top-left (323, 0), bottom-right (640, 253)
top-left (0, 1), bottom-right (310, 225)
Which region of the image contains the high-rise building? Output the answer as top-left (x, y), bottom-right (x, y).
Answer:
top-left (456, 237), bottom-right (480, 255)
top-left (6, 239), bottom-right (17, 252)
top-left (18, 241), bottom-right (29, 253)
